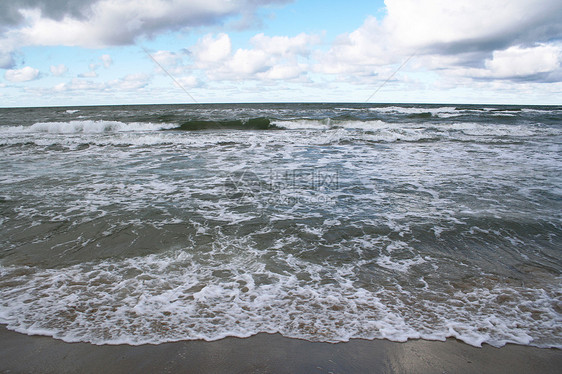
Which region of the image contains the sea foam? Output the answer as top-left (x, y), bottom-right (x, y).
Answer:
top-left (0, 248), bottom-right (559, 348)
top-left (4, 120), bottom-right (176, 134)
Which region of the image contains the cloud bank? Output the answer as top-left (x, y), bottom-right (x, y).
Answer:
top-left (0, 0), bottom-right (290, 68)
top-left (1, 0), bottom-right (561, 104)
top-left (320, 0), bottom-right (562, 79)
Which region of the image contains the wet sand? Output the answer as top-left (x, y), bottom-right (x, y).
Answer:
top-left (0, 325), bottom-right (560, 373)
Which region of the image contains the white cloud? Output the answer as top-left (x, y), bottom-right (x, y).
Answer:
top-left (147, 50), bottom-right (190, 76)
top-left (257, 64), bottom-right (304, 80)
top-left (54, 78), bottom-right (106, 92)
top-left (151, 31), bottom-right (316, 85)
top-left (176, 76), bottom-right (200, 88)
top-left (318, 0), bottom-right (562, 86)
top-left (153, 50), bottom-right (183, 67)
top-left (383, 0), bottom-right (562, 51)
top-left (110, 73), bottom-right (150, 90)
top-left (317, 16), bottom-right (396, 75)
top-left (193, 33), bottom-right (232, 63)
top-left (484, 45), bottom-right (561, 78)
top-left (2, 0), bottom-right (289, 49)
top-left (77, 63), bottom-right (100, 77)
top-left (444, 44), bottom-right (562, 83)
top-left (101, 54), bottom-right (112, 68)
top-left (54, 73), bottom-right (150, 92)
top-left (226, 49), bottom-right (271, 75)
top-left (78, 65), bottom-right (98, 78)
top-left (250, 33), bottom-right (319, 56)
top-left (53, 82), bottom-right (67, 92)
top-left (193, 32), bottom-right (316, 81)
top-left (78, 71), bottom-right (97, 78)
top-left (50, 64), bottom-right (68, 76)
top-left (5, 66), bottom-right (39, 82)
top-left (0, 0), bottom-right (291, 74)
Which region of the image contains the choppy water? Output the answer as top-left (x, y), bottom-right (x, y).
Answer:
top-left (0, 103), bottom-right (560, 347)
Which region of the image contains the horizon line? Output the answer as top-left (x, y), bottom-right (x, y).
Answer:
top-left (1, 101), bottom-right (561, 110)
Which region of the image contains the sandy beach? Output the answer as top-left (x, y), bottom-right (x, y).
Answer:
top-left (0, 325), bottom-right (560, 374)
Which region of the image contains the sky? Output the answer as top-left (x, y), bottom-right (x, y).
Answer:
top-left (1, 0), bottom-right (561, 107)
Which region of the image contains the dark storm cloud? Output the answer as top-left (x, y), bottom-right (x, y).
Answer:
top-left (0, 0), bottom-right (93, 27)
top-left (0, 0), bottom-right (293, 44)
top-left (0, 0), bottom-right (291, 28)
top-left (0, 0), bottom-right (292, 69)
top-left (424, 1), bottom-right (562, 58)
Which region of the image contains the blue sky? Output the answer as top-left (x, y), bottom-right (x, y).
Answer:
top-left (1, 0), bottom-right (561, 107)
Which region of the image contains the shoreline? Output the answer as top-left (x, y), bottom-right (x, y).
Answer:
top-left (1, 325), bottom-right (561, 373)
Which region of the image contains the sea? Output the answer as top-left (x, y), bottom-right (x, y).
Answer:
top-left (0, 103), bottom-right (560, 348)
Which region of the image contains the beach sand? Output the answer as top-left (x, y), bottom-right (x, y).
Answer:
top-left (1, 325), bottom-right (560, 373)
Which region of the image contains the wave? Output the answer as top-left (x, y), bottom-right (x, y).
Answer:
top-left (1, 120), bottom-right (555, 149)
top-left (369, 106), bottom-right (458, 117)
top-left (0, 248), bottom-right (559, 348)
top-left (273, 119), bottom-right (333, 130)
top-left (407, 112), bottom-right (433, 119)
top-left (490, 108), bottom-right (522, 112)
top-left (170, 117), bottom-right (275, 131)
top-left (2, 120), bottom-right (176, 134)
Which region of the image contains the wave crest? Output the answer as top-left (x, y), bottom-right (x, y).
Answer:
top-left (4, 120), bottom-right (176, 134)
top-left (171, 117), bottom-right (274, 131)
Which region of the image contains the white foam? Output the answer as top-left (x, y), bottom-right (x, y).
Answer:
top-left (337, 120), bottom-right (387, 130)
top-left (376, 254), bottom-right (427, 272)
top-left (271, 120), bottom-right (440, 143)
top-left (1, 119), bottom-right (556, 149)
top-left (369, 106), bottom-right (458, 116)
top-left (3, 120), bottom-right (176, 134)
top-left (0, 248), bottom-right (559, 348)
top-left (521, 107), bottom-right (562, 114)
top-left (450, 122), bottom-right (537, 137)
top-left (1, 108), bottom-right (560, 349)
top-left (273, 120), bottom-right (331, 130)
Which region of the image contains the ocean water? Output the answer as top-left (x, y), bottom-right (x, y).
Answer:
top-left (0, 103), bottom-right (560, 348)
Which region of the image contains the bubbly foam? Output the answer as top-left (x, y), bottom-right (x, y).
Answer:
top-left (0, 118), bottom-right (556, 149)
top-left (3, 120), bottom-right (176, 134)
top-left (0, 248), bottom-right (559, 347)
top-left (1, 103), bottom-right (560, 349)
top-left (368, 106), bottom-right (458, 116)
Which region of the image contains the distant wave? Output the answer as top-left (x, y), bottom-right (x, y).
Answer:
top-left (170, 117), bottom-right (276, 131)
top-left (406, 112), bottom-right (433, 119)
top-left (3, 120), bottom-right (176, 133)
top-left (0, 119), bottom-right (554, 150)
